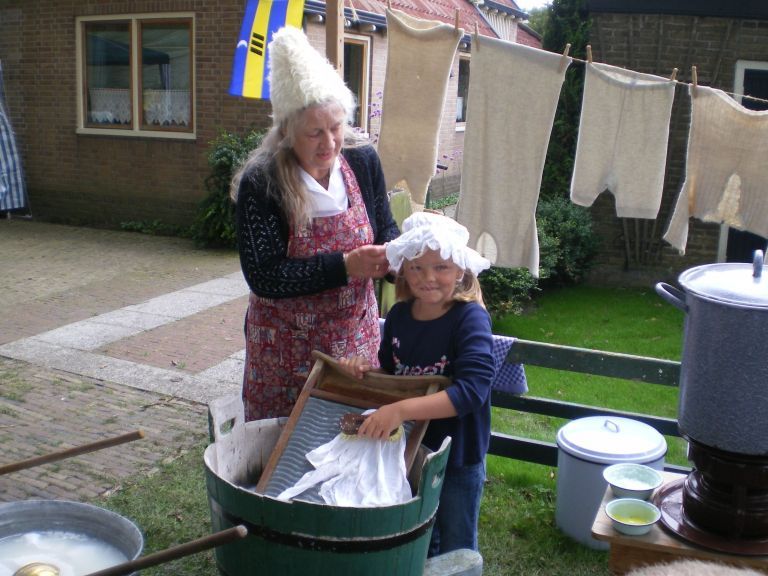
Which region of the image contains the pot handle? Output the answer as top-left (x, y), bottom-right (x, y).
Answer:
top-left (655, 282), bottom-right (688, 313)
top-left (753, 250), bottom-right (764, 278)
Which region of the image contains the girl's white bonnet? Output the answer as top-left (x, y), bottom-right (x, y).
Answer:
top-left (386, 212), bottom-right (491, 276)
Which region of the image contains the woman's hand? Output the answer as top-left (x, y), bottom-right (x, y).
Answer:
top-left (338, 355), bottom-right (372, 379)
top-left (357, 403), bottom-right (404, 440)
top-left (344, 244), bottom-right (390, 279)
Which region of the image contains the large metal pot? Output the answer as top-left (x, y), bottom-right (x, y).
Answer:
top-left (655, 251), bottom-right (768, 456)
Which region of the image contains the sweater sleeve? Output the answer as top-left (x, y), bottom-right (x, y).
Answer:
top-left (444, 304), bottom-right (495, 417)
top-left (235, 171), bottom-right (348, 299)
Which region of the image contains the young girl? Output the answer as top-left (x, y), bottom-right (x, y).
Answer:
top-left (340, 211), bottom-right (495, 556)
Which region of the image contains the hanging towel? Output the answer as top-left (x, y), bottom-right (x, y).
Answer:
top-left (455, 37), bottom-right (570, 276)
top-left (664, 86), bottom-right (768, 253)
top-left (570, 63), bottom-right (675, 218)
top-left (276, 410), bottom-right (412, 507)
top-left (377, 8), bottom-right (462, 206)
top-left (491, 335), bottom-right (528, 395)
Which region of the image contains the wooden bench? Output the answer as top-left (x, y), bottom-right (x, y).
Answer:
top-left (488, 338), bottom-right (689, 473)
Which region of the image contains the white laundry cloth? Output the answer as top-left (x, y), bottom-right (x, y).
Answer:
top-left (455, 36), bottom-right (570, 276)
top-left (276, 412), bottom-right (412, 507)
top-left (664, 86), bottom-right (768, 253)
top-left (570, 62), bottom-right (675, 218)
top-left (377, 8), bottom-right (462, 205)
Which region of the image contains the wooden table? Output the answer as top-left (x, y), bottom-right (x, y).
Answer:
top-left (591, 472), bottom-right (768, 575)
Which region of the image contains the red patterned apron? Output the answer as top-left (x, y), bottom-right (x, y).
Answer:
top-left (243, 156), bottom-right (381, 421)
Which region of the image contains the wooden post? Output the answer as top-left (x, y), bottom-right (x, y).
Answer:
top-left (325, 0), bottom-right (345, 76)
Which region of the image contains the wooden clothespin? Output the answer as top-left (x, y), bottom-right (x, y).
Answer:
top-left (559, 43), bottom-right (571, 73)
top-left (691, 65), bottom-right (698, 97)
top-left (669, 67), bottom-right (678, 82)
top-left (586, 45), bottom-right (593, 64)
top-left (387, 0), bottom-right (392, 10)
top-left (455, 9), bottom-right (460, 32)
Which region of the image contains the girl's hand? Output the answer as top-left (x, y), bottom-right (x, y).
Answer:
top-left (338, 356), bottom-right (371, 379)
top-left (358, 403), bottom-right (404, 440)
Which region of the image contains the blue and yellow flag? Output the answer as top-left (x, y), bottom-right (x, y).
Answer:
top-left (229, 0), bottom-right (305, 99)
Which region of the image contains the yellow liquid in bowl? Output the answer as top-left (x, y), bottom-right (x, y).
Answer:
top-left (612, 513), bottom-right (652, 525)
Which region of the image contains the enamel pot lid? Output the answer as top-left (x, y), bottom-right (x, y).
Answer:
top-left (678, 250), bottom-right (768, 308)
top-left (556, 416), bottom-right (667, 465)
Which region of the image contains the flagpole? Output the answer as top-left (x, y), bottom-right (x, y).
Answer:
top-left (325, 0), bottom-right (344, 75)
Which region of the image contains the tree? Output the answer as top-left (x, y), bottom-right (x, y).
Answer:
top-left (539, 0), bottom-right (590, 201)
top-left (525, 6), bottom-right (551, 38)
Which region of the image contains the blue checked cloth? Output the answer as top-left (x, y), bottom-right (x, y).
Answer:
top-left (491, 335), bottom-right (528, 395)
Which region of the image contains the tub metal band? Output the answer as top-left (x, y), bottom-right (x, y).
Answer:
top-left (221, 509), bottom-right (436, 553)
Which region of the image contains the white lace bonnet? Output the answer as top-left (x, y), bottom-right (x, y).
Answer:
top-left (386, 212), bottom-right (491, 276)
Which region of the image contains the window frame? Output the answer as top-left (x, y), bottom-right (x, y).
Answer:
top-left (343, 33), bottom-right (371, 134)
top-left (455, 53), bottom-right (471, 131)
top-left (76, 13), bottom-right (196, 140)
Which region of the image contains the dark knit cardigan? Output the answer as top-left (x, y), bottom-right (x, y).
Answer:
top-left (236, 145), bottom-right (399, 299)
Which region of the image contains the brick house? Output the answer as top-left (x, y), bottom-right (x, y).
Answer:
top-left (584, 0), bottom-right (768, 285)
top-left (0, 0), bottom-right (539, 228)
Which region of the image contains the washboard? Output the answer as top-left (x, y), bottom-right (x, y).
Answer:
top-left (255, 350), bottom-right (450, 497)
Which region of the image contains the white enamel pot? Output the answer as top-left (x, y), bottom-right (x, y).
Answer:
top-left (655, 250), bottom-right (768, 456)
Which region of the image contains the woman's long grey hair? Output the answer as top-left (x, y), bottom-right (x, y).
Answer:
top-left (230, 101), bottom-right (367, 230)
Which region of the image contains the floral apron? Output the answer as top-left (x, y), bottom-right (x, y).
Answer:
top-left (243, 156), bottom-right (381, 421)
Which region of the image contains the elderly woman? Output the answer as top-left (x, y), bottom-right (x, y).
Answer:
top-left (231, 27), bottom-right (399, 421)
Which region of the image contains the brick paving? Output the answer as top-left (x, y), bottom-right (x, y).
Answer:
top-left (98, 296), bottom-right (248, 374)
top-left (0, 219), bottom-right (243, 503)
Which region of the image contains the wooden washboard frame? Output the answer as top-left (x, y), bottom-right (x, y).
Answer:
top-left (255, 350), bottom-right (450, 494)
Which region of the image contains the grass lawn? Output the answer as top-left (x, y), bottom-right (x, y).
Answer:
top-left (94, 284), bottom-right (686, 575)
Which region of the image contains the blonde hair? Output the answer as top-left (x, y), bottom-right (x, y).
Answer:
top-left (395, 269), bottom-right (485, 307)
top-left (230, 101), bottom-right (366, 230)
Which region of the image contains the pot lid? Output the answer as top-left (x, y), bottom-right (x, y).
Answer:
top-left (679, 251), bottom-right (768, 307)
top-left (556, 416), bottom-right (667, 464)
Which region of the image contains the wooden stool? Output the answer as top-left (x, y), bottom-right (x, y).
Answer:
top-left (591, 472), bottom-right (768, 575)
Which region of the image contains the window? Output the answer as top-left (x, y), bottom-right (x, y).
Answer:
top-left (343, 35), bottom-right (371, 132)
top-left (77, 14), bottom-right (194, 138)
top-left (456, 57), bottom-right (470, 124)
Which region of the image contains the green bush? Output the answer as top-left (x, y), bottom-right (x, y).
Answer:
top-left (476, 197), bottom-right (597, 314)
top-left (479, 266), bottom-right (538, 316)
top-left (190, 129), bottom-right (265, 248)
top-left (536, 195), bottom-right (599, 285)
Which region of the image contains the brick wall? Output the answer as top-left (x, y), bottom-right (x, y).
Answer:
top-left (0, 0), bottom-right (271, 228)
top-left (586, 12), bottom-right (768, 285)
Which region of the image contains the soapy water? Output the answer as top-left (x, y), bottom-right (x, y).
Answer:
top-left (0, 531), bottom-right (127, 576)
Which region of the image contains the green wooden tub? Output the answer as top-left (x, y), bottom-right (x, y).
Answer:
top-left (204, 395), bottom-right (450, 576)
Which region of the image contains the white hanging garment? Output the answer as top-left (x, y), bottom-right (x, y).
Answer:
top-left (455, 37), bottom-right (570, 276)
top-left (570, 62), bottom-right (675, 218)
top-left (664, 86), bottom-right (768, 254)
top-left (376, 8), bottom-right (462, 206)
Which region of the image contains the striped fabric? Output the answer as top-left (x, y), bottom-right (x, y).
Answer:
top-left (0, 62), bottom-right (27, 212)
top-left (229, 0), bottom-right (305, 99)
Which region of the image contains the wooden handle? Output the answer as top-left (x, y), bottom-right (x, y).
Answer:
top-left (0, 430), bottom-right (145, 476)
top-left (84, 525), bottom-right (248, 576)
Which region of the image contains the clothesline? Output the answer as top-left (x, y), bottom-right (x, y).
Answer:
top-left (468, 26), bottom-right (768, 107)
top-left (569, 43), bottom-right (768, 107)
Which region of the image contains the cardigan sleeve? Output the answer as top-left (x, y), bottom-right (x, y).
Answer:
top-left (343, 146), bottom-right (400, 245)
top-left (235, 171), bottom-right (348, 299)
